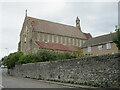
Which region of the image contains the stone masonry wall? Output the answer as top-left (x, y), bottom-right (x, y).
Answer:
top-left (9, 54), bottom-right (120, 87)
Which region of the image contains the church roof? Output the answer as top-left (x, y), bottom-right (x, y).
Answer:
top-left (26, 16), bottom-right (87, 39)
top-left (35, 41), bottom-right (80, 51)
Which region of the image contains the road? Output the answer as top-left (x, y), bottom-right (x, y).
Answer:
top-left (1, 68), bottom-right (87, 89)
top-left (1, 68), bottom-right (119, 90)
top-left (1, 68), bottom-right (71, 88)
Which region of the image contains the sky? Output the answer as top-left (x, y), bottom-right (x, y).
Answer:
top-left (0, 0), bottom-right (119, 59)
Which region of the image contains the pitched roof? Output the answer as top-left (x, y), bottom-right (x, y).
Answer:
top-left (26, 16), bottom-right (87, 39)
top-left (35, 41), bottom-right (80, 51)
top-left (82, 33), bottom-right (114, 48)
top-left (83, 33), bottom-right (92, 40)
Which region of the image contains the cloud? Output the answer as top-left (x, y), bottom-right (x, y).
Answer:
top-left (0, 0), bottom-right (119, 2)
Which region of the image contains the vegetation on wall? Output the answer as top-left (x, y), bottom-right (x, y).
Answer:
top-left (113, 25), bottom-right (120, 50)
top-left (72, 48), bottom-right (86, 57)
top-left (1, 50), bottom-right (77, 69)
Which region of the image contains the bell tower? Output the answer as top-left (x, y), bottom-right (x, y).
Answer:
top-left (76, 16), bottom-right (81, 30)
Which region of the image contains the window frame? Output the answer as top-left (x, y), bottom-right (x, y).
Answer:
top-left (98, 44), bottom-right (103, 50)
top-left (106, 43), bottom-right (111, 49)
top-left (87, 46), bottom-right (91, 52)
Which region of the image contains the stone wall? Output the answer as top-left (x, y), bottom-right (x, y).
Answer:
top-left (9, 53), bottom-right (120, 87)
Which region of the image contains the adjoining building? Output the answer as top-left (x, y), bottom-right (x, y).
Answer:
top-left (81, 33), bottom-right (119, 56)
top-left (18, 11), bottom-right (91, 54)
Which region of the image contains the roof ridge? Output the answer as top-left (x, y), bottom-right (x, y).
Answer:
top-left (91, 33), bottom-right (113, 39)
top-left (27, 16), bottom-right (76, 28)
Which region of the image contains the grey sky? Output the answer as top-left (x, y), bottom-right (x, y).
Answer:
top-left (0, 0), bottom-right (119, 59)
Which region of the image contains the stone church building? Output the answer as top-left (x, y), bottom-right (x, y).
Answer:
top-left (18, 11), bottom-right (92, 54)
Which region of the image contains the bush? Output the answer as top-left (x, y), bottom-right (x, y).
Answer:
top-left (17, 54), bottom-right (36, 64)
top-left (34, 50), bottom-right (76, 62)
top-left (2, 51), bottom-right (23, 69)
top-left (34, 50), bottom-right (60, 62)
top-left (1, 50), bottom-right (76, 68)
top-left (56, 53), bottom-right (76, 60)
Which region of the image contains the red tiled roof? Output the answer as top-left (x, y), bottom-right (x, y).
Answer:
top-left (35, 41), bottom-right (80, 51)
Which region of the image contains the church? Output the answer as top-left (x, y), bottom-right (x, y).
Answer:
top-left (18, 11), bottom-right (92, 54)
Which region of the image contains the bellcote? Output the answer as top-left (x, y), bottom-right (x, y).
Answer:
top-left (76, 17), bottom-right (81, 30)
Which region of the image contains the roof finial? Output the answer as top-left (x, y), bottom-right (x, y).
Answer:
top-left (76, 16), bottom-right (80, 21)
top-left (25, 10), bottom-right (27, 17)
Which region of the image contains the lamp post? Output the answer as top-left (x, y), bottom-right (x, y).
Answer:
top-left (5, 48), bottom-right (9, 56)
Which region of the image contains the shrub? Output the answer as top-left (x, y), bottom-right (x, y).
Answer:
top-left (34, 50), bottom-right (76, 62)
top-left (56, 52), bottom-right (76, 60)
top-left (1, 50), bottom-right (76, 67)
top-left (34, 50), bottom-right (59, 62)
top-left (72, 49), bottom-right (85, 58)
top-left (2, 51), bottom-right (23, 69)
top-left (17, 54), bottom-right (35, 64)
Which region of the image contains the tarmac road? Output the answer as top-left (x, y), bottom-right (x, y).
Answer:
top-left (1, 68), bottom-right (119, 90)
top-left (1, 68), bottom-right (88, 90)
top-left (1, 68), bottom-right (73, 88)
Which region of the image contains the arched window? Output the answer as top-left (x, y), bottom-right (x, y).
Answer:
top-left (79, 40), bottom-right (82, 46)
top-left (47, 34), bottom-right (49, 42)
top-left (68, 38), bottom-right (71, 44)
top-left (56, 36), bottom-right (59, 43)
top-left (52, 35), bottom-right (54, 43)
top-left (72, 39), bottom-right (75, 45)
top-left (60, 37), bottom-right (62, 44)
top-left (64, 37), bottom-right (67, 44)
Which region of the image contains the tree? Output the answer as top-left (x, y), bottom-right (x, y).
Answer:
top-left (2, 51), bottom-right (23, 69)
top-left (113, 25), bottom-right (120, 51)
top-left (0, 60), bottom-right (2, 66)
